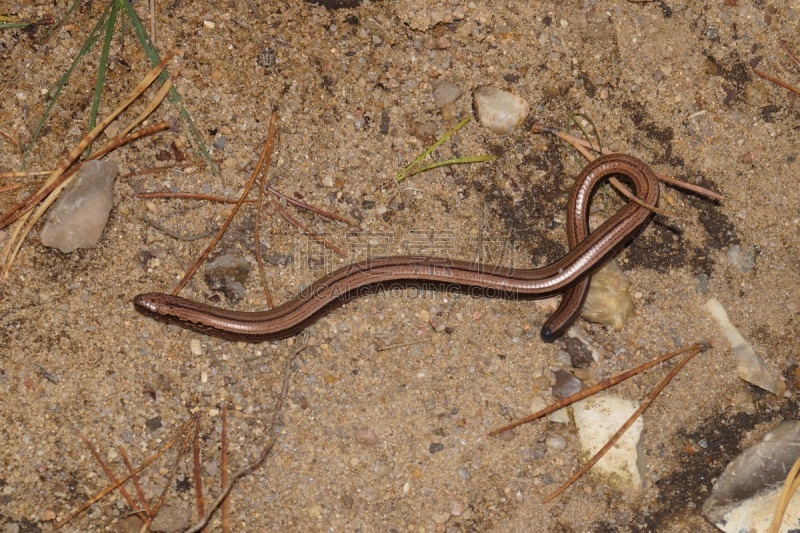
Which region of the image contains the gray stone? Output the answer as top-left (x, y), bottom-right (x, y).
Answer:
top-left (702, 421), bottom-right (800, 532)
top-left (40, 160), bottom-right (119, 253)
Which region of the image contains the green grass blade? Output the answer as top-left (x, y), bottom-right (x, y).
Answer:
top-left (22, 2), bottom-right (111, 169)
top-left (566, 111), bottom-right (602, 154)
top-left (396, 115), bottom-right (473, 182)
top-left (86, 0), bottom-right (119, 154)
top-left (0, 19), bottom-right (52, 30)
top-left (403, 155), bottom-right (497, 178)
top-left (118, 0), bottom-right (218, 175)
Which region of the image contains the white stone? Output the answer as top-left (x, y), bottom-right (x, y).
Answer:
top-left (572, 395), bottom-right (646, 492)
top-left (472, 86), bottom-right (530, 134)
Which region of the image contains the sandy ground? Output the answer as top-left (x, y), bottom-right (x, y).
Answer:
top-left (1, 0), bottom-right (799, 531)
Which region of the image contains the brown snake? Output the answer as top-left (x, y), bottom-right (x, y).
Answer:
top-left (133, 154), bottom-right (660, 343)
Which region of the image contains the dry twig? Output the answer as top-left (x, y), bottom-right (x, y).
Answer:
top-left (542, 343), bottom-right (705, 503)
top-left (488, 343), bottom-right (706, 436)
top-left (185, 337), bottom-right (308, 532)
top-left (171, 110), bottom-right (279, 295)
top-left (531, 123), bottom-right (724, 202)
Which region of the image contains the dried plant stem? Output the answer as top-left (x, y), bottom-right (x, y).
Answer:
top-left (488, 343), bottom-right (706, 436)
top-left (0, 128), bottom-right (22, 152)
top-left (780, 40), bottom-right (800, 69)
top-left (265, 184), bottom-right (361, 229)
top-left (138, 192), bottom-right (257, 204)
top-left (531, 123), bottom-right (724, 202)
top-left (753, 67), bottom-right (800, 96)
top-left (119, 447), bottom-right (152, 516)
top-left (542, 343), bottom-right (703, 503)
top-left (171, 110), bottom-right (279, 295)
top-left (54, 416), bottom-right (195, 530)
top-left (255, 173), bottom-right (275, 307)
top-left (271, 198), bottom-right (347, 257)
top-left (769, 456), bottom-right (800, 533)
top-left (150, 428), bottom-right (193, 517)
top-left (88, 121), bottom-right (171, 162)
top-left (0, 54), bottom-right (172, 230)
top-left (80, 437), bottom-right (144, 518)
top-left (0, 184), bottom-right (26, 194)
top-left (0, 55), bottom-right (173, 280)
top-left (185, 338), bottom-right (307, 532)
top-left (0, 170), bottom-right (51, 179)
top-left (123, 160), bottom-right (219, 178)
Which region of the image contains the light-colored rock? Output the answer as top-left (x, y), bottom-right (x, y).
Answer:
top-left (581, 260), bottom-right (634, 330)
top-left (40, 160), bottom-right (119, 253)
top-left (472, 86), bottom-right (530, 134)
top-left (433, 81), bottom-right (463, 108)
top-left (702, 420), bottom-right (800, 532)
top-left (704, 297), bottom-right (778, 394)
top-left (572, 395), bottom-right (646, 492)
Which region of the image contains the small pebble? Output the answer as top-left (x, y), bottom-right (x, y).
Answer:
top-left (457, 466), bottom-right (471, 480)
top-left (552, 370), bottom-right (582, 399)
top-left (695, 273), bottom-right (710, 294)
top-left (450, 499), bottom-right (466, 516)
top-left (429, 442), bottom-right (445, 453)
top-left (563, 337), bottom-right (593, 368)
top-left (205, 253), bottom-right (251, 301)
top-left (726, 244), bottom-right (756, 273)
top-left (581, 260), bottom-right (634, 331)
top-left (307, 504), bottom-right (323, 519)
top-left (573, 368), bottom-right (591, 381)
top-left (432, 512), bottom-right (450, 525)
top-left (505, 325), bottom-right (523, 339)
top-left (472, 86), bottom-right (530, 134)
top-left (189, 339), bottom-right (203, 356)
top-left (355, 428), bottom-right (378, 445)
top-left (744, 82), bottom-right (770, 107)
top-left (546, 434), bottom-right (567, 450)
top-left (529, 396), bottom-right (547, 415)
top-left (433, 81), bottom-right (463, 108)
top-left (212, 136), bottom-right (227, 150)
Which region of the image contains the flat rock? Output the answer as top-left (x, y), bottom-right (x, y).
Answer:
top-left (572, 395), bottom-right (646, 492)
top-left (702, 420), bottom-right (800, 532)
top-left (40, 160), bottom-right (119, 253)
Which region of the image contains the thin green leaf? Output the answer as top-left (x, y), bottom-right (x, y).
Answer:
top-left (118, 0), bottom-right (218, 175)
top-left (0, 19), bottom-right (52, 30)
top-left (403, 155), bottom-right (497, 178)
top-left (566, 111), bottom-right (602, 154)
top-left (22, 2), bottom-right (112, 169)
top-left (396, 115), bottom-right (473, 182)
top-left (87, 0), bottom-right (119, 154)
